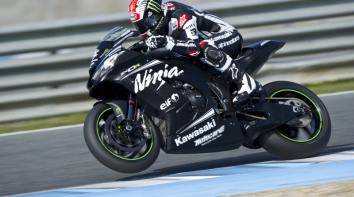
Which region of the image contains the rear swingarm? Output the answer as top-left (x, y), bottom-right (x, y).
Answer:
top-left (241, 102), bottom-right (304, 147)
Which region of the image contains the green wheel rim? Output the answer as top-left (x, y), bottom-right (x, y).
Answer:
top-left (96, 108), bottom-right (154, 161)
top-left (270, 89), bottom-right (323, 143)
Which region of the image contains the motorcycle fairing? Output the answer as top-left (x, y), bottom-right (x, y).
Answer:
top-left (90, 49), bottom-right (244, 153)
top-left (165, 108), bottom-right (244, 154)
top-left (88, 27), bottom-right (293, 154)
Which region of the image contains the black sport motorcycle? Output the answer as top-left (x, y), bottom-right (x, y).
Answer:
top-left (84, 27), bottom-right (331, 173)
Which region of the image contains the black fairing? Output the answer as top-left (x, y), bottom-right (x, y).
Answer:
top-left (238, 40), bottom-right (286, 76)
top-left (91, 53), bottom-right (245, 153)
top-left (88, 27), bottom-right (244, 154)
top-left (88, 27), bottom-right (293, 154)
top-left (89, 51), bottom-right (143, 100)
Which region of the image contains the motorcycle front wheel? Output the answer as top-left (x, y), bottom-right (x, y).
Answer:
top-left (84, 102), bottom-right (160, 173)
top-left (259, 81), bottom-right (331, 159)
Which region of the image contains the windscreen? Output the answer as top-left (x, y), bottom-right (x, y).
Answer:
top-left (102, 27), bottom-right (137, 47)
top-left (90, 27), bottom-right (137, 83)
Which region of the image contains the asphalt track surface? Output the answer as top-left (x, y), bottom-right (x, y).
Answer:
top-left (1, 92), bottom-right (354, 196)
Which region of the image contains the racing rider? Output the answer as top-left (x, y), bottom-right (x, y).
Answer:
top-left (128, 0), bottom-right (263, 103)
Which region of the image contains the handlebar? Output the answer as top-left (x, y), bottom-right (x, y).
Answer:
top-left (128, 36), bottom-right (175, 59)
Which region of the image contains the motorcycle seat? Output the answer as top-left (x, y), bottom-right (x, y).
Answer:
top-left (236, 40), bottom-right (285, 75)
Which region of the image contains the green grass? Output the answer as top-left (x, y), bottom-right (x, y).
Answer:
top-left (1, 78), bottom-right (354, 134)
top-left (0, 112), bottom-right (87, 134)
top-left (305, 78), bottom-right (354, 94)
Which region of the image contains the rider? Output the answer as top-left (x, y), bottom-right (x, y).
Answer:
top-left (128, 0), bottom-right (262, 103)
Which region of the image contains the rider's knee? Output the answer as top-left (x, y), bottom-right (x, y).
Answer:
top-left (205, 47), bottom-right (226, 63)
top-left (199, 41), bottom-right (227, 65)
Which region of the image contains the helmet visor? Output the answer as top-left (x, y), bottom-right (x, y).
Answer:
top-left (132, 14), bottom-right (161, 34)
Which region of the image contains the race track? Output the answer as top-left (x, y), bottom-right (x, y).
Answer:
top-left (1, 92), bottom-right (354, 196)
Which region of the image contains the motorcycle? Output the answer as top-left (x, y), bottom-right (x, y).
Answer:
top-left (84, 27), bottom-right (331, 173)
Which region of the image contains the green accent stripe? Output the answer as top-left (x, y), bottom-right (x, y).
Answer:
top-left (148, 6), bottom-right (161, 12)
top-left (148, 2), bottom-right (161, 11)
top-left (149, 0), bottom-right (161, 7)
top-left (270, 89), bottom-right (323, 143)
top-left (96, 108), bottom-right (154, 161)
top-left (148, 7), bottom-right (161, 13)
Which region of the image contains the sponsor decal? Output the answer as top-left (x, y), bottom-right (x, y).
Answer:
top-left (190, 28), bottom-right (197, 37)
top-left (183, 17), bottom-right (198, 39)
top-left (160, 93), bottom-right (180, 110)
top-left (120, 60), bottom-right (160, 80)
top-left (121, 64), bottom-right (141, 77)
top-left (194, 126), bottom-right (225, 147)
top-left (179, 109), bottom-right (216, 134)
top-left (174, 119), bottom-right (216, 147)
top-left (178, 14), bottom-right (190, 28)
top-left (176, 41), bottom-right (197, 47)
top-left (134, 64), bottom-right (184, 93)
top-left (212, 32), bottom-right (233, 42)
top-left (217, 36), bottom-right (240, 49)
top-left (147, 0), bottom-right (162, 13)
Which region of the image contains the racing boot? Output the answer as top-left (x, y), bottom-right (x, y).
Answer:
top-left (200, 42), bottom-right (263, 104)
top-left (231, 69), bottom-right (263, 104)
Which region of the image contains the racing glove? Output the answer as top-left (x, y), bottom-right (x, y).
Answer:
top-left (145, 35), bottom-right (175, 51)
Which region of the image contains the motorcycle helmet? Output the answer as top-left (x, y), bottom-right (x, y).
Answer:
top-left (128, 0), bottom-right (163, 35)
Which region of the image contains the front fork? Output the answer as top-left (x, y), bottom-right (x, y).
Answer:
top-left (104, 94), bottom-right (149, 138)
top-left (125, 93), bottom-right (136, 132)
top-left (127, 94), bottom-right (136, 121)
top-left (126, 94), bottom-right (151, 139)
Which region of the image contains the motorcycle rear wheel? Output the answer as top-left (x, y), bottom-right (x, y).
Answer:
top-left (259, 81), bottom-right (331, 159)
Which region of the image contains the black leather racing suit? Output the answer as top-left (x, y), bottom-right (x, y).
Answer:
top-left (159, 1), bottom-right (243, 71)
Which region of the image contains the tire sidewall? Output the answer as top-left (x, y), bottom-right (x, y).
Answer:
top-left (259, 81), bottom-right (331, 159)
top-left (84, 103), bottom-right (160, 173)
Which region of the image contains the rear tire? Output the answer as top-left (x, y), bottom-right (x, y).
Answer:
top-left (84, 102), bottom-right (160, 173)
top-left (259, 81), bottom-right (331, 159)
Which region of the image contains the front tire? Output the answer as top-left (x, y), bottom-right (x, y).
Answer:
top-left (259, 81), bottom-right (331, 159)
top-left (84, 102), bottom-right (160, 173)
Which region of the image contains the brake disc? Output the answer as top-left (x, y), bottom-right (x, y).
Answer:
top-left (104, 115), bottom-right (146, 152)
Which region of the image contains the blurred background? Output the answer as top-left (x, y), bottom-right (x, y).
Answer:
top-left (0, 0), bottom-right (213, 26)
top-left (0, 0), bottom-right (353, 130)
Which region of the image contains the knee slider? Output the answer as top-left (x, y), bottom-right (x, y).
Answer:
top-left (205, 47), bottom-right (225, 64)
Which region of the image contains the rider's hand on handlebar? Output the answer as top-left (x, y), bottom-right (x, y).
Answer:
top-left (145, 35), bottom-right (175, 51)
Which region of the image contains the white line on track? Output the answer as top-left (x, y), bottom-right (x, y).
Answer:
top-left (74, 150), bottom-right (354, 190)
top-left (263, 150), bottom-right (354, 164)
top-left (14, 175), bottom-right (220, 196)
top-left (319, 90), bottom-right (354, 97)
top-left (74, 176), bottom-right (219, 189)
top-left (29, 150), bottom-right (354, 194)
top-left (1, 90), bottom-right (354, 138)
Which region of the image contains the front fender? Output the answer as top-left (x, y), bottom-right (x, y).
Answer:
top-left (94, 100), bottom-right (127, 123)
top-left (89, 81), bottom-right (130, 101)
